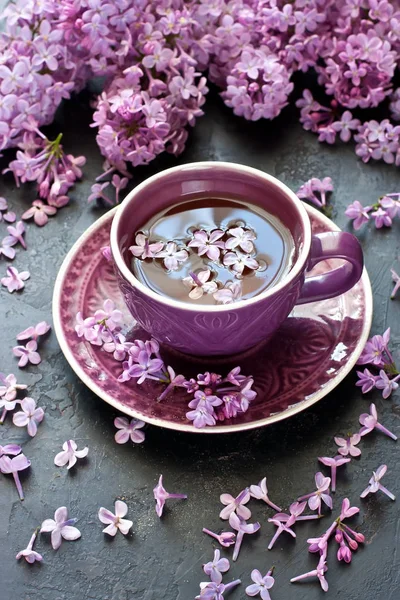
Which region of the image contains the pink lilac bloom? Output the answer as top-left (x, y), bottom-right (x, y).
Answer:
top-left (129, 233), bottom-right (164, 259)
top-left (7, 221), bottom-right (26, 249)
top-left (111, 174), bottom-right (129, 205)
top-left (0, 236), bottom-right (17, 260)
top-left (290, 555), bottom-right (329, 592)
top-left (371, 207), bottom-right (392, 228)
top-left (75, 313), bottom-right (99, 344)
top-left (332, 111), bottom-right (361, 142)
top-left (0, 373), bottom-right (27, 401)
top-left (114, 417), bottom-right (145, 445)
top-left (13, 340), bottom-right (41, 367)
top-left (213, 281), bottom-right (242, 304)
top-left (88, 182), bottom-right (113, 205)
top-left (202, 528), bottom-right (236, 548)
top-left (267, 501), bottom-right (311, 550)
top-left (155, 242), bottom-right (188, 271)
top-left (296, 177), bottom-right (333, 209)
top-left (156, 366), bottom-right (187, 402)
top-left (17, 321), bottom-right (51, 341)
top-left (249, 477), bottom-right (281, 512)
top-left (94, 299), bottom-right (123, 330)
top-left (297, 472), bottom-right (333, 515)
top-left (245, 568), bottom-right (275, 600)
top-left (0, 453), bottom-right (31, 500)
top-left (40, 507), bottom-right (81, 549)
top-left (22, 200), bottom-right (57, 227)
top-left (223, 252), bottom-right (259, 274)
top-left (229, 512), bottom-right (260, 562)
top-left (13, 397), bottom-right (44, 437)
top-left (0, 444), bottom-right (21, 457)
top-left (360, 465), bottom-right (395, 501)
top-left (375, 370), bottom-right (400, 399)
top-left (334, 433), bottom-right (361, 457)
top-left (203, 549), bottom-right (230, 584)
top-left (345, 201), bottom-right (372, 230)
top-left (1, 266), bottom-right (30, 292)
top-left (391, 269), bottom-right (400, 299)
top-left (182, 270), bottom-right (218, 300)
top-left (359, 403), bottom-right (397, 440)
top-left (196, 580), bottom-right (241, 600)
top-left (16, 530), bottom-right (42, 564)
top-left (188, 229), bottom-right (225, 261)
top-left (356, 368), bottom-right (378, 393)
top-left (357, 328), bottom-right (391, 366)
top-left (318, 456), bottom-right (351, 492)
top-left (54, 440), bottom-right (89, 469)
top-left (220, 488), bottom-right (251, 520)
top-left (98, 500), bottom-right (133, 536)
top-left (225, 227), bottom-right (256, 253)
top-left (153, 475), bottom-right (187, 517)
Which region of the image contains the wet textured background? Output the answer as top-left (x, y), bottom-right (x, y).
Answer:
top-left (0, 88), bottom-right (399, 600)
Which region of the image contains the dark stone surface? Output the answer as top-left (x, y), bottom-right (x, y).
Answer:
top-left (0, 90), bottom-right (399, 600)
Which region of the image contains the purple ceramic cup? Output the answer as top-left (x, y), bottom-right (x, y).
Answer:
top-left (110, 162), bottom-right (363, 356)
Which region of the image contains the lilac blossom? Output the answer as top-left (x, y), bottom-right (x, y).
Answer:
top-left (391, 268), bottom-right (400, 299)
top-left (334, 433), bottom-right (362, 457)
top-left (360, 465), bottom-right (395, 501)
top-left (223, 252), bottom-right (259, 274)
top-left (203, 549), bottom-right (230, 584)
top-left (357, 328), bottom-right (391, 366)
top-left (114, 417), bottom-right (145, 445)
top-left (375, 370), bottom-right (400, 399)
top-left (290, 555), bottom-right (329, 592)
top-left (202, 528), bottom-right (236, 548)
top-left (1, 266), bottom-right (30, 292)
top-left (196, 580), bottom-right (241, 600)
top-left (0, 453), bottom-right (31, 500)
top-left (220, 488), bottom-right (251, 520)
top-left (7, 221), bottom-right (26, 249)
top-left (359, 403), bottom-right (397, 440)
top-left (213, 281), bottom-right (242, 305)
top-left (98, 500), bottom-right (133, 536)
top-left (0, 237), bottom-right (17, 260)
top-left (297, 472), bottom-right (332, 515)
top-left (345, 201), bottom-right (372, 230)
top-left (119, 349), bottom-right (164, 385)
top-left (229, 512), bottom-right (260, 562)
top-left (129, 233), bottom-right (164, 259)
top-left (0, 373), bottom-right (27, 401)
top-left (88, 182), bottom-right (113, 205)
top-left (13, 341), bottom-right (41, 367)
top-left (296, 177), bottom-right (333, 209)
top-left (155, 242), bottom-right (188, 271)
top-left (22, 200), bottom-right (57, 227)
top-left (13, 397), bottom-right (44, 437)
top-left (332, 111), bottom-right (361, 142)
top-left (356, 368), bottom-right (378, 393)
top-left (153, 475), bottom-right (187, 517)
top-left (182, 270), bottom-right (218, 300)
top-left (0, 444), bottom-right (21, 457)
top-left (16, 530), bottom-right (42, 564)
top-left (94, 299), bottom-right (123, 331)
top-left (188, 230), bottom-right (225, 261)
top-left (318, 456), bottom-right (351, 492)
top-left (111, 174), bottom-right (129, 205)
top-left (54, 440), bottom-right (89, 469)
top-left (40, 507), bottom-right (81, 549)
top-left (17, 321), bottom-right (51, 341)
top-left (156, 366), bottom-right (187, 402)
top-left (245, 568), bottom-right (275, 600)
top-left (267, 501), bottom-right (308, 550)
top-left (249, 477), bottom-right (281, 512)
top-left (225, 227), bottom-right (256, 253)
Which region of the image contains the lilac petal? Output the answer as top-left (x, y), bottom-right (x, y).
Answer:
top-left (61, 525), bottom-right (81, 541)
top-left (245, 584), bottom-right (261, 596)
top-left (12, 411), bottom-right (29, 427)
top-left (51, 529), bottom-right (63, 550)
top-left (115, 500), bottom-right (128, 518)
top-left (131, 430), bottom-right (145, 444)
top-left (118, 518), bottom-right (133, 535)
top-left (54, 451), bottom-right (70, 467)
top-left (74, 448), bottom-right (89, 459)
top-left (40, 519), bottom-right (56, 533)
top-left (98, 508), bottom-right (115, 525)
top-left (114, 416), bottom-right (129, 429)
top-left (207, 245), bottom-right (220, 261)
top-left (27, 419), bottom-right (38, 437)
top-left (308, 495), bottom-right (320, 511)
top-left (251, 569), bottom-right (263, 585)
top-left (102, 523), bottom-right (118, 536)
top-left (11, 453), bottom-right (30, 471)
top-left (115, 429), bottom-right (130, 444)
top-left (55, 507), bottom-right (68, 524)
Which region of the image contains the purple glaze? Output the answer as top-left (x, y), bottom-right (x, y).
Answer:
top-left (53, 205), bottom-right (372, 434)
top-left (111, 163), bottom-right (364, 356)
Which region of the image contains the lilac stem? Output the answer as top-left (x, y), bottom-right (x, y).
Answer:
top-left (224, 579), bottom-right (241, 592)
top-left (0, 408), bottom-right (7, 424)
top-left (267, 527), bottom-right (282, 550)
top-left (378, 484), bottom-right (396, 501)
top-left (13, 472), bottom-right (24, 500)
top-left (331, 465), bottom-right (337, 492)
top-left (232, 531), bottom-right (243, 561)
top-left (376, 423), bottom-right (397, 441)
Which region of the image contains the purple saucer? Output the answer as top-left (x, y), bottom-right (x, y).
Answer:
top-left (53, 205), bottom-right (372, 434)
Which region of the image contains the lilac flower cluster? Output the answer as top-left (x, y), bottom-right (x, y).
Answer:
top-left (12, 321), bottom-right (51, 367)
top-left (296, 177), bottom-right (333, 214)
top-left (75, 300), bottom-right (257, 427)
top-left (197, 550), bottom-right (241, 599)
top-left (356, 328), bottom-right (400, 399)
top-left (0, 366), bottom-right (45, 438)
top-left (346, 193), bottom-right (400, 230)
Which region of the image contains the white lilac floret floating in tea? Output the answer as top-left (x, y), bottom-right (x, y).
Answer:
top-left (128, 222), bottom-right (264, 305)
top-left (75, 299), bottom-right (257, 428)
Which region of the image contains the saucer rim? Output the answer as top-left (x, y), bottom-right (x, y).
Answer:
top-left (52, 205), bottom-right (373, 434)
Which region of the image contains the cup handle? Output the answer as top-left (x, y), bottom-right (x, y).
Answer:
top-left (296, 232), bottom-right (364, 305)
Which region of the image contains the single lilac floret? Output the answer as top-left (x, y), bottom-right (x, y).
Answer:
top-left (203, 549), bottom-right (230, 584)
top-left (214, 281), bottom-right (242, 304)
top-left (0, 453), bottom-right (31, 500)
top-left (196, 579), bottom-right (241, 599)
top-left (13, 340), bottom-right (41, 367)
top-left (40, 507), bottom-right (81, 549)
top-left (297, 472), bottom-right (332, 515)
top-left (1, 266), bottom-right (30, 292)
top-left (356, 368), bottom-right (378, 393)
top-left (375, 370), bottom-right (400, 399)
top-left (225, 227), bottom-right (256, 253)
top-left (54, 440), bottom-right (89, 469)
top-left (16, 321), bottom-right (51, 341)
top-left (114, 417), bottom-right (145, 444)
top-left (129, 233), bottom-right (164, 259)
top-left (223, 251), bottom-right (259, 274)
top-left (202, 528), bottom-right (236, 548)
top-left (188, 229), bottom-right (225, 261)
top-left (16, 530), bottom-right (42, 564)
top-left (360, 465), bottom-right (395, 501)
top-left (318, 456), bottom-right (351, 492)
top-left (290, 555), bottom-right (329, 592)
top-left (98, 500), bottom-right (133, 536)
top-left (153, 475), bottom-right (187, 517)
top-left (359, 403), bottom-right (397, 440)
top-left (334, 433), bottom-right (361, 457)
top-left (0, 372), bottom-right (27, 401)
top-left (182, 269), bottom-right (218, 300)
top-left (245, 568), bottom-right (275, 600)
top-left (249, 477), bottom-right (281, 512)
top-left (155, 241), bottom-right (188, 271)
top-left (229, 513), bottom-right (260, 561)
top-left (13, 397), bottom-right (44, 437)
top-left (220, 487), bottom-right (251, 520)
